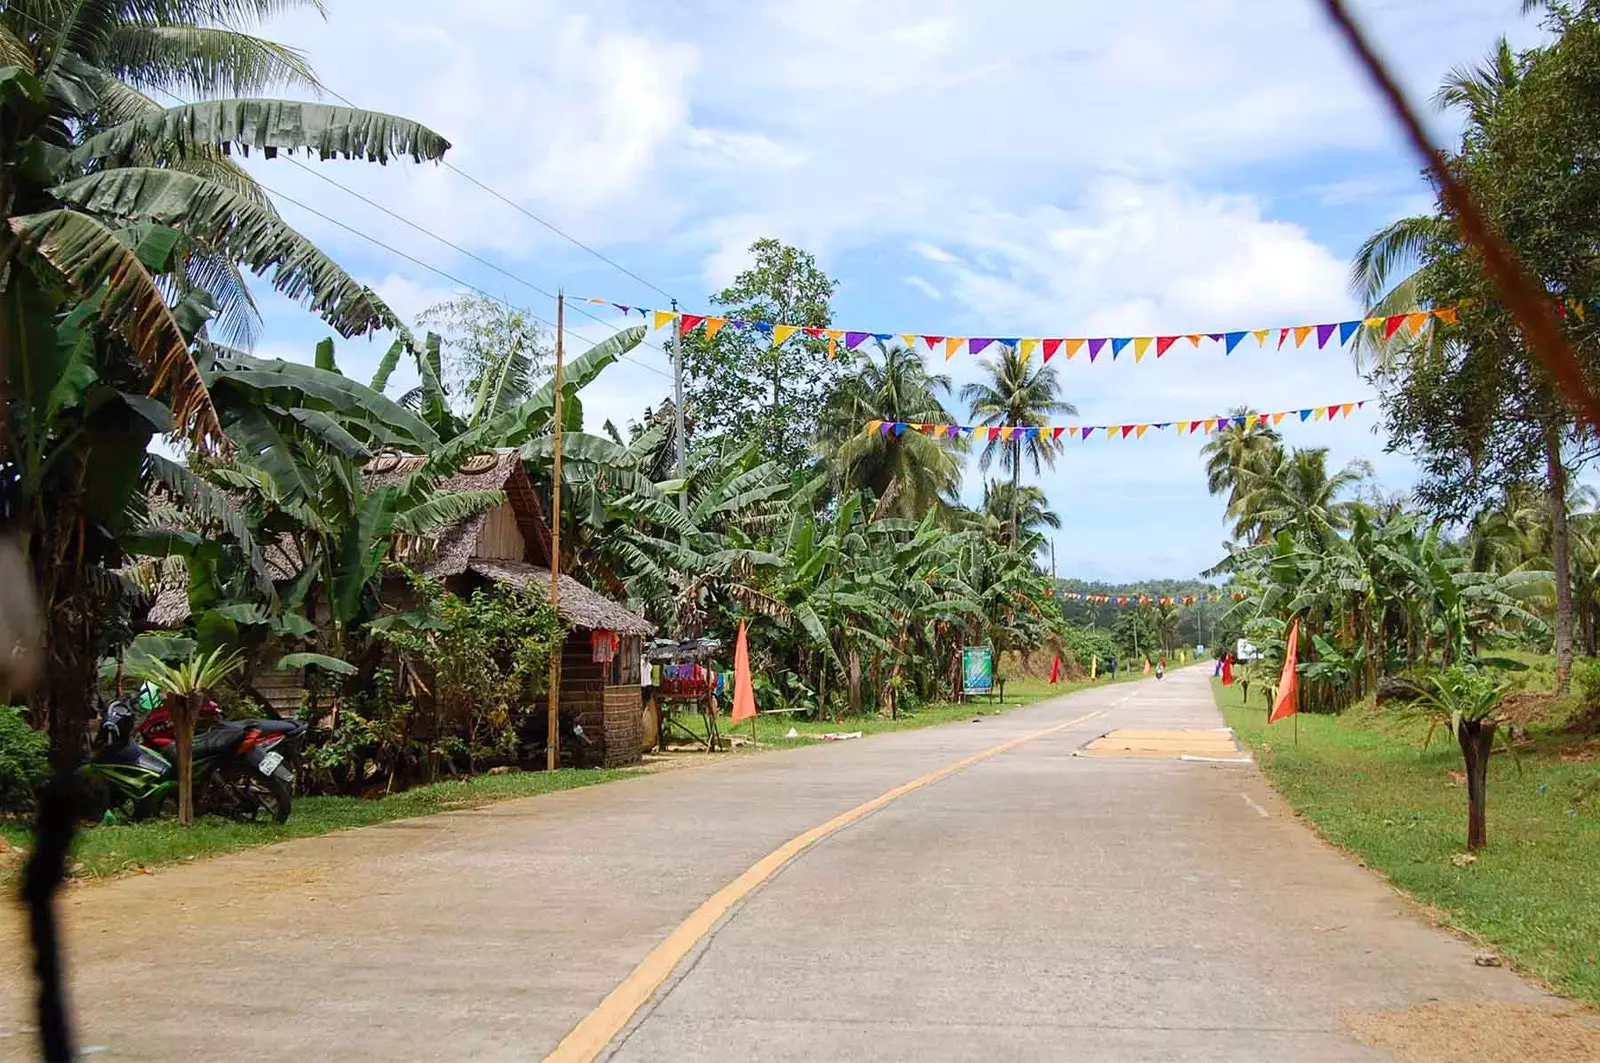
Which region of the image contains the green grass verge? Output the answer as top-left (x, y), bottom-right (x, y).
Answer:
top-left (1214, 678), bottom-right (1600, 1007)
top-left (1, 767), bottom-right (632, 885)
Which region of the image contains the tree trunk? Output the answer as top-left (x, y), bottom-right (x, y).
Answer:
top-left (1010, 442), bottom-right (1021, 548)
top-left (847, 650), bottom-right (861, 716)
top-left (1457, 719), bottom-right (1495, 851)
top-left (1547, 426), bottom-right (1574, 695)
top-left (176, 692), bottom-right (200, 826)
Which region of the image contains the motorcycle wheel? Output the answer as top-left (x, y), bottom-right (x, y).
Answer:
top-left (215, 765), bottom-right (293, 824)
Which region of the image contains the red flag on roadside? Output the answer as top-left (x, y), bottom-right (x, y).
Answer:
top-left (1221, 654), bottom-right (1234, 686)
top-left (1049, 654), bottom-right (1061, 684)
top-left (730, 620), bottom-right (757, 725)
top-left (1270, 619), bottom-right (1300, 724)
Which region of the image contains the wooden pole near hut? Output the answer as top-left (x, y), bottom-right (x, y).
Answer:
top-left (546, 291), bottom-right (565, 771)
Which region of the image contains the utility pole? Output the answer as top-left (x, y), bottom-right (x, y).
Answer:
top-left (546, 291), bottom-right (565, 772)
top-left (671, 298), bottom-right (687, 522)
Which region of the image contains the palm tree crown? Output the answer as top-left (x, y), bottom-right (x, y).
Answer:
top-left (960, 344), bottom-right (1074, 545)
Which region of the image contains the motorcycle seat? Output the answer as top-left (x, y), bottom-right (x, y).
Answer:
top-left (193, 725), bottom-right (247, 758)
top-left (249, 719), bottom-right (306, 736)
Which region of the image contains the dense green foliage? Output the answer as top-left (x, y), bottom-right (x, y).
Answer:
top-left (0, 706), bottom-right (50, 811)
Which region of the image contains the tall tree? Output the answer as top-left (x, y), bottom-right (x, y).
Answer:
top-left (681, 238), bottom-right (838, 473)
top-left (818, 340), bottom-right (964, 518)
top-left (414, 293), bottom-right (550, 424)
top-left (1200, 408), bottom-right (1284, 543)
top-left (960, 345), bottom-right (1074, 547)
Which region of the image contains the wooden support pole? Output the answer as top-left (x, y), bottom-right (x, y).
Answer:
top-left (546, 291), bottom-right (565, 771)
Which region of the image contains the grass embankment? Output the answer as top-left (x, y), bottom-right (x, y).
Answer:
top-left (1214, 678), bottom-right (1600, 1008)
top-left (671, 671), bottom-right (1140, 748)
top-left (1, 766), bottom-right (631, 885)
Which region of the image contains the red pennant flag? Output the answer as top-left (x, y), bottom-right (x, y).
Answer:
top-left (1277, 327), bottom-right (1292, 349)
top-left (1269, 619), bottom-right (1300, 723)
top-left (1042, 338), bottom-right (1064, 361)
top-left (1221, 654), bottom-right (1234, 686)
top-left (679, 314), bottom-right (706, 332)
top-left (1120, 424), bottom-right (1135, 438)
top-left (1051, 426), bottom-right (1066, 440)
top-left (1156, 336), bottom-right (1178, 357)
top-left (1384, 315), bottom-right (1406, 339)
top-left (1049, 654), bottom-right (1061, 685)
top-left (731, 620), bottom-right (757, 725)
top-left (923, 335), bottom-right (945, 350)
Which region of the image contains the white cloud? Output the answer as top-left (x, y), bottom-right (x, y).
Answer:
top-left (903, 275), bottom-right (942, 300)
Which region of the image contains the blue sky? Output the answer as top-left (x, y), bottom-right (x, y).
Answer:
top-left (242, 0), bottom-right (1548, 581)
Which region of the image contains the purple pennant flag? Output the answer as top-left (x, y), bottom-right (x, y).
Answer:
top-left (1338, 320), bottom-right (1361, 345)
top-left (613, 304), bottom-right (631, 314)
top-left (1206, 333), bottom-right (1225, 343)
top-left (1087, 338), bottom-right (1108, 361)
top-left (879, 421), bottom-right (894, 436)
top-left (969, 338), bottom-right (995, 355)
top-left (1110, 337), bottom-right (1131, 359)
top-left (1298, 409), bottom-right (1312, 421)
top-left (1316, 323), bottom-right (1337, 348)
top-left (1080, 426), bottom-right (1094, 440)
top-left (1224, 331), bottom-right (1247, 354)
top-left (946, 425), bottom-right (961, 439)
top-left (845, 331), bottom-right (870, 350)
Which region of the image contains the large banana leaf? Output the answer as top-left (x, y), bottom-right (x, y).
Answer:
top-left (209, 354), bottom-right (438, 448)
top-left (9, 208), bottom-right (224, 449)
top-left (393, 489), bottom-right (503, 535)
top-left (71, 98), bottom-right (451, 167)
top-left (145, 453), bottom-right (275, 600)
top-left (369, 337), bottom-right (405, 393)
top-left (53, 168), bottom-right (409, 337)
top-left (105, 24), bottom-right (325, 99)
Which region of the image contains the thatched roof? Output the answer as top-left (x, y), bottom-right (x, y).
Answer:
top-left (467, 560), bottom-right (655, 636)
top-left (367, 450), bottom-right (553, 576)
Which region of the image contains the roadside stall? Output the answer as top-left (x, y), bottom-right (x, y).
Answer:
top-left (644, 637), bottom-right (724, 752)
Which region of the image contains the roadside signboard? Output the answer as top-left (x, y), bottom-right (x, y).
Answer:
top-left (962, 647), bottom-right (994, 697)
top-left (1236, 638), bottom-right (1261, 662)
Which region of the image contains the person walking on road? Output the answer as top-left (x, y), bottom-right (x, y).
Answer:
top-left (1156, 658), bottom-right (1166, 680)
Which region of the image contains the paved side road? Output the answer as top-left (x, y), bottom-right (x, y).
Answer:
top-left (0, 668), bottom-right (1581, 1061)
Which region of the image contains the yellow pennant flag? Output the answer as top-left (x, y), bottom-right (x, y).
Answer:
top-left (1175, 421), bottom-right (1190, 434)
top-left (587, 297), bottom-right (608, 304)
top-left (1272, 412), bottom-right (1286, 425)
top-left (1406, 312), bottom-right (1430, 335)
top-left (945, 337), bottom-right (965, 360)
top-left (1136, 424), bottom-right (1150, 438)
top-left (824, 328), bottom-right (845, 341)
top-left (1293, 325), bottom-right (1313, 348)
top-left (652, 310), bottom-right (678, 331)
top-left (1065, 338), bottom-right (1086, 359)
top-left (1133, 337), bottom-right (1153, 362)
top-left (901, 333), bottom-right (919, 349)
top-left (772, 324), bottom-right (799, 347)
top-left (828, 337), bottom-right (837, 360)
top-left (1019, 338), bottom-right (1040, 362)
top-left (1363, 316), bottom-right (1384, 327)
top-left (1252, 329), bottom-right (1270, 347)
top-left (704, 316), bottom-right (728, 340)
top-left (1313, 406), bottom-right (1327, 421)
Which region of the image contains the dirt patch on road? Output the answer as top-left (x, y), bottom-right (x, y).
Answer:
top-left (1344, 1002), bottom-right (1600, 1062)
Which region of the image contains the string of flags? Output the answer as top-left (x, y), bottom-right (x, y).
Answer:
top-left (587, 297), bottom-right (1488, 362)
top-left (866, 401), bottom-right (1369, 442)
top-left (1047, 589), bottom-right (1245, 605)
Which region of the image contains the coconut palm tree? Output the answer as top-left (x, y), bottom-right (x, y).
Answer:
top-left (819, 341), bottom-right (965, 519)
top-left (1200, 408), bottom-right (1283, 542)
top-left (960, 344), bottom-right (1074, 547)
top-left (1232, 447), bottom-right (1371, 546)
top-left (1, 0), bottom-right (449, 756)
top-left (982, 481), bottom-right (1060, 556)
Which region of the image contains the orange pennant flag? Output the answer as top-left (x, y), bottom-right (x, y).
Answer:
top-left (1269, 618), bottom-right (1300, 724)
top-left (1065, 338), bottom-right (1086, 359)
top-left (1272, 412), bottom-right (1286, 425)
top-left (1252, 329), bottom-right (1270, 347)
top-left (1133, 337), bottom-right (1153, 362)
top-left (1203, 418), bottom-right (1218, 433)
top-left (945, 337), bottom-right (965, 360)
top-left (704, 316), bottom-right (728, 340)
top-left (1136, 424), bottom-right (1150, 438)
top-left (1341, 402), bottom-right (1356, 417)
top-left (1185, 334), bottom-right (1203, 347)
top-left (1433, 307), bottom-right (1458, 326)
top-left (828, 337), bottom-right (837, 360)
top-left (1406, 312), bottom-right (1430, 335)
top-left (731, 620), bottom-right (757, 725)
top-left (1293, 325), bottom-right (1314, 348)
top-left (865, 420), bottom-right (883, 434)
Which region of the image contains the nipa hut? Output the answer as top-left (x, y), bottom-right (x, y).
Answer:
top-left (366, 450), bottom-right (655, 767)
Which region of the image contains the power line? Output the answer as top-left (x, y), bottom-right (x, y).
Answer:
top-left (312, 82), bottom-right (678, 304)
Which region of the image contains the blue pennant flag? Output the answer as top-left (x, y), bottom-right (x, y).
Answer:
top-left (1224, 331), bottom-right (1247, 354)
top-left (995, 337), bottom-right (1020, 348)
top-left (1110, 337), bottom-right (1132, 359)
top-left (1338, 320), bottom-right (1361, 346)
top-left (1299, 408), bottom-right (1313, 421)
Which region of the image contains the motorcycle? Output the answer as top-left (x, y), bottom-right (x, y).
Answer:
top-left (79, 696), bottom-right (307, 824)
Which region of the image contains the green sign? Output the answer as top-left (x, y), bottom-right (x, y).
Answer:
top-left (962, 647), bottom-right (994, 696)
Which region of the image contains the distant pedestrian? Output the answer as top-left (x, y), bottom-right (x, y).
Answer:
top-left (1107, 655), bottom-right (1117, 678)
top-left (1156, 658), bottom-right (1166, 680)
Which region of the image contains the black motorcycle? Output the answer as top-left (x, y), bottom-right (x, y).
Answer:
top-left (79, 696), bottom-right (308, 823)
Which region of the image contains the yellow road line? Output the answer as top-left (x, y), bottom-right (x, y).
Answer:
top-left (545, 707), bottom-right (1105, 1062)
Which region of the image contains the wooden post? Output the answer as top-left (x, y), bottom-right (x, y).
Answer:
top-left (546, 292), bottom-right (565, 771)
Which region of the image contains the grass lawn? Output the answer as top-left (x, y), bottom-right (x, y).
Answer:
top-left (1214, 678), bottom-right (1600, 1008)
top-left (1, 766), bottom-right (632, 885)
top-left (669, 670), bottom-right (1140, 748)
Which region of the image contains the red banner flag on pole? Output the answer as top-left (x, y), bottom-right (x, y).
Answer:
top-left (1270, 619), bottom-right (1300, 724)
top-left (1049, 653), bottom-right (1061, 684)
top-left (730, 620), bottom-right (757, 725)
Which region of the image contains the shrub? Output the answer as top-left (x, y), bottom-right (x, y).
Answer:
top-left (0, 706), bottom-right (50, 812)
top-left (1572, 657), bottom-right (1600, 710)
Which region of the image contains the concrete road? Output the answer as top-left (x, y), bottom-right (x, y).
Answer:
top-left (0, 668), bottom-right (1583, 1061)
